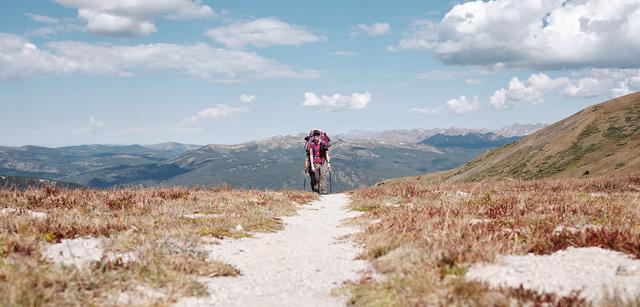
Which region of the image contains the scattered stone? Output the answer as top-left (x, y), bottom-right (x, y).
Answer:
top-left (43, 237), bottom-right (137, 268)
top-left (469, 218), bottom-right (492, 226)
top-left (114, 284), bottom-right (167, 305)
top-left (617, 264), bottom-right (640, 276)
top-left (456, 191), bottom-right (470, 198)
top-left (589, 192), bottom-right (607, 197)
top-left (553, 224), bottom-right (603, 235)
top-left (105, 250), bottom-right (139, 263)
top-left (42, 237), bottom-right (103, 268)
top-left (382, 202), bottom-right (401, 208)
top-left (0, 207), bottom-right (47, 219)
top-left (0, 208), bottom-right (17, 214)
top-left (29, 211), bottom-right (48, 219)
top-left (183, 213), bottom-right (223, 219)
top-left (234, 224), bottom-right (244, 232)
top-left (466, 247), bottom-right (640, 303)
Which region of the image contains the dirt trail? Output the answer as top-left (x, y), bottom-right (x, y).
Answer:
top-left (176, 193), bottom-right (368, 307)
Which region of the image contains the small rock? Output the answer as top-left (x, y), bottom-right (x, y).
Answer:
top-left (616, 264), bottom-right (640, 276)
top-left (0, 208), bottom-right (18, 214)
top-left (469, 218), bottom-right (492, 226)
top-left (235, 224), bottom-right (244, 232)
top-left (553, 225), bottom-right (581, 235)
top-left (29, 211), bottom-right (47, 219)
top-left (456, 191), bottom-right (470, 197)
top-left (183, 213), bottom-right (222, 219)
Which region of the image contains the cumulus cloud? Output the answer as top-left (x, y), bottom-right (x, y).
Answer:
top-left (391, 0), bottom-right (640, 69)
top-left (351, 22), bottom-right (391, 36)
top-left (302, 92), bottom-right (371, 111)
top-left (446, 95), bottom-right (480, 113)
top-left (55, 0), bottom-right (214, 36)
top-left (181, 105), bottom-right (248, 126)
top-left (487, 70), bottom-right (640, 109)
top-left (206, 18), bottom-right (324, 49)
top-left (239, 94), bottom-right (256, 103)
top-left (0, 33), bottom-right (318, 81)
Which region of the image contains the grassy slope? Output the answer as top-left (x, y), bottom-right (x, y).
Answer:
top-left (410, 92), bottom-right (640, 184)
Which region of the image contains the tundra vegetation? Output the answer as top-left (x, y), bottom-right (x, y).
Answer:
top-left (347, 174), bottom-right (640, 306)
top-left (0, 186), bottom-right (316, 306)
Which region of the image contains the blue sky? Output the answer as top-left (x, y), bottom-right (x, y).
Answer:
top-left (1, 0), bottom-right (639, 146)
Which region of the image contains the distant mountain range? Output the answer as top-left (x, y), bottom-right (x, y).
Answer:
top-left (0, 124), bottom-right (544, 191)
top-left (410, 92), bottom-right (640, 183)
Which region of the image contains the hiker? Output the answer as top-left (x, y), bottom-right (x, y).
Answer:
top-left (305, 129), bottom-right (331, 194)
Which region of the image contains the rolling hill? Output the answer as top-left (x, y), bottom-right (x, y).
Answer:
top-left (418, 92), bottom-right (640, 183)
top-left (0, 143), bottom-right (200, 179)
top-left (60, 131), bottom-right (527, 192)
top-left (0, 126), bottom-right (542, 192)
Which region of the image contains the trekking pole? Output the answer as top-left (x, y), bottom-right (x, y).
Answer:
top-left (303, 170), bottom-right (307, 191)
top-left (329, 169), bottom-right (332, 194)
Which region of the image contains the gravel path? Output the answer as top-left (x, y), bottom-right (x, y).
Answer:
top-left (176, 193), bottom-right (368, 307)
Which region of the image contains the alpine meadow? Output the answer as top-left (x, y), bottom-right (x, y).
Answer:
top-left (1, 1), bottom-right (640, 306)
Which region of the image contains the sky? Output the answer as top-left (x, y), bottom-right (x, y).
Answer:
top-left (1, 0), bottom-right (639, 146)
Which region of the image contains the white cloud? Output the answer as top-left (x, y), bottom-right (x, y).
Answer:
top-left (77, 9), bottom-right (157, 36)
top-left (206, 18), bottom-right (324, 49)
top-left (391, 0), bottom-right (640, 69)
top-left (412, 95), bottom-right (481, 115)
top-left (446, 95), bottom-right (480, 113)
top-left (25, 13), bottom-right (85, 37)
top-left (239, 94), bottom-right (256, 103)
top-left (181, 105), bottom-right (248, 126)
top-left (76, 115), bottom-right (107, 134)
top-left (0, 33), bottom-right (318, 81)
top-left (55, 0), bottom-right (214, 37)
top-left (302, 92), bottom-right (371, 111)
top-left (465, 78), bottom-right (482, 84)
top-left (488, 70), bottom-right (640, 109)
top-left (411, 106), bottom-right (444, 115)
top-left (387, 19), bottom-right (437, 52)
top-left (331, 51), bottom-right (356, 57)
top-left (489, 69), bottom-right (640, 109)
top-left (26, 13), bottom-right (60, 24)
top-left (351, 22), bottom-right (391, 36)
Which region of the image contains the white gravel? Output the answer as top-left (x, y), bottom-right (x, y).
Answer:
top-left (466, 247), bottom-right (640, 303)
top-left (176, 193), bottom-right (368, 307)
top-left (1, 207), bottom-right (48, 219)
top-left (42, 237), bottom-right (104, 267)
top-left (42, 237), bottom-right (138, 268)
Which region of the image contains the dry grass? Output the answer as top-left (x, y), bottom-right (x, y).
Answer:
top-left (0, 186), bottom-right (317, 306)
top-left (346, 174), bottom-right (640, 306)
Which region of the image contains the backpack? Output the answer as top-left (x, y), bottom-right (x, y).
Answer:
top-left (304, 130), bottom-right (331, 154)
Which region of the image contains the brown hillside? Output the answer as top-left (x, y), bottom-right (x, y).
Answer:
top-left (421, 92), bottom-right (640, 182)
